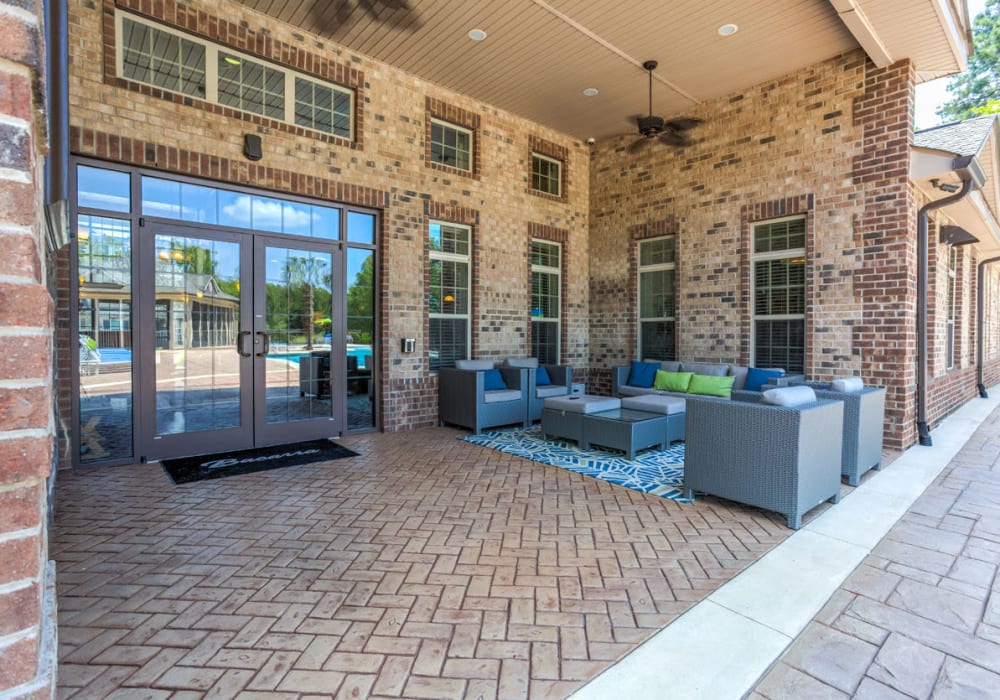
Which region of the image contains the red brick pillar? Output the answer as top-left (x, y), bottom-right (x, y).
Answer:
top-left (0, 0), bottom-right (58, 696)
top-left (852, 59), bottom-right (918, 451)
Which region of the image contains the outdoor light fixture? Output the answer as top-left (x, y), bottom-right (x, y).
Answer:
top-left (244, 134), bottom-right (263, 161)
top-left (583, 88), bottom-right (599, 96)
top-left (467, 28), bottom-right (487, 41)
top-left (718, 23), bottom-right (738, 36)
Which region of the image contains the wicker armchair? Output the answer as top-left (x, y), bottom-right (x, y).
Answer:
top-left (683, 393), bottom-right (844, 529)
top-left (527, 364), bottom-right (572, 423)
top-left (438, 362), bottom-right (529, 435)
top-left (771, 379), bottom-right (887, 486)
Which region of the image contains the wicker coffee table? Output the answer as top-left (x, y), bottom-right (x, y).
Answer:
top-left (580, 407), bottom-right (671, 459)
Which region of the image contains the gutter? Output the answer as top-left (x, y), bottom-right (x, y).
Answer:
top-left (916, 155), bottom-right (987, 446)
top-left (977, 256), bottom-right (1000, 398)
top-left (44, 0), bottom-right (69, 215)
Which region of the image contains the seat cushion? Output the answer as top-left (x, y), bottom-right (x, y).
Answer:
top-left (621, 395), bottom-right (686, 415)
top-left (484, 389), bottom-right (522, 404)
top-left (536, 384), bottom-right (568, 398)
top-left (544, 394), bottom-right (621, 414)
top-left (744, 367), bottom-right (785, 391)
top-left (618, 385), bottom-right (653, 397)
top-left (627, 360), bottom-right (659, 388)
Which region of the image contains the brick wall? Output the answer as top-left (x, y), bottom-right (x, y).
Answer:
top-left (589, 53), bottom-right (925, 450)
top-left (64, 0), bottom-right (590, 436)
top-left (0, 0), bottom-right (58, 696)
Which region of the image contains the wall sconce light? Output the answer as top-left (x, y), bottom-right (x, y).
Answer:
top-left (244, 134), bottom-right (263, 161)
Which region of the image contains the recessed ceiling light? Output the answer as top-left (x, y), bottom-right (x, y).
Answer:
top-left (468, 28), bottom-right (487, 41)
top-left (718, 23), bottom-right (738, 37)
top-left (583, 87), bottom-right (599, 97)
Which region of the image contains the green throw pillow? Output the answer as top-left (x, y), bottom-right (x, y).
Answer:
top-left (653, 370), bottom-right (694, 392)
top-left (688, 373), bottom-right (735, 398)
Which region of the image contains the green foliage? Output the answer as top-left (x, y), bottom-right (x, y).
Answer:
top-left (938, 0), bottom-right (1000, 121)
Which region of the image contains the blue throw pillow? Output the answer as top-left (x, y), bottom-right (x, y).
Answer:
top-left (627, 360), bottom-right (658, 388)
top-left (744, 367), bottom-right (784, 392)
top-left (536, 366), bottom-right (551, 386)
top-left (483, 368), bottom-right (507, 391)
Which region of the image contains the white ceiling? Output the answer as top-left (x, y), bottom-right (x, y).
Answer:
top-left (235, 0), bottom-right (970, 140)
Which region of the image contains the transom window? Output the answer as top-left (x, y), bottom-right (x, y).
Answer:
top-left (638, 236), bottom-right (677, 361)
top-left (752, 216), bottom-right (806, 373)
top-left (117, 12), bottom-right (354, 139)
top-left (429, 222), bottom-right (471, 370)
top-left (430, 119), bottom-right (472, 171)
top-left (531, 153), bottom-right (562, 196)
top-left (530, 240), bottom-right (561, 364)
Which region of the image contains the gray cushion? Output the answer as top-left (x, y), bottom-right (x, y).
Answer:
top-left (618, 385), bottom-right (653, 397)
top-left (659, 361), bottom-right (681, 373)
top-left (621, 395), bottom-right (686, 415)
top-left (761, 386), bottom-right (817, 407)
top-left (536, 385), bottom-right (569, 398)
top-left (505, 357), bottom-right (539, 369)
top-left (455, 359), bottom-right (494, 370)
top-left (729, 365), bottom-right (749, 391)
top-left (830, 377), bottom-right (864, 393)
top-left (544, 395), bottom-right (621, 414)
top-left (483, 389), bottom-right (522, 403)
top-left (680, 362), bottom-right (729, 377)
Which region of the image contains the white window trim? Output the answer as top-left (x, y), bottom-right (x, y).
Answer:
top-left (531, 239), bottom-right (561, 361)
top-left (116, 11), bottom-right (354, 140)
top-left (429, 221), bottom-right (471, 366)
top-left (637, 235), bottom-right (677, 359)
top-left (750, 214), bottom-right (806, 367)
top-left (531, 152), bottom-right (562, 196)
top-left (947, 245), bottom-right (958, 370)
top-left (430, 118), bottom-right (474, 172)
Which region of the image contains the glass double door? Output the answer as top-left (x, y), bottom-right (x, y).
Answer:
top-left (140, 224), bottom-right (342, 460)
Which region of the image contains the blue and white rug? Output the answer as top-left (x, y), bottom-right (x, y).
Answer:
top-left (461, 426), bottom-right (691, 503)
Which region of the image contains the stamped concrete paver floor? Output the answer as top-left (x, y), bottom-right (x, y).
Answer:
top-left (53, 427), bottom-right (795, 699)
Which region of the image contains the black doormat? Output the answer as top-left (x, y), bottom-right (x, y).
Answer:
top-left (161, 439), bottom-right (358, 484)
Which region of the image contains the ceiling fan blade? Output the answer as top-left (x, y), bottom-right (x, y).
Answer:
top-left (629, 136), bottom-right (653, 152)
top-left (665, 117), bottom-right (703, 131)
top-left (660, 131), bottom-right (690, 147)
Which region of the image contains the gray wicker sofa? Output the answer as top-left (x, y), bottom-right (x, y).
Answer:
top-left (683, 389), bottom-right (844, 529)
top-left (612, 360), bottom-right (767, 401)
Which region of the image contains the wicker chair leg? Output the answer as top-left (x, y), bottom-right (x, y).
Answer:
top-left (787, 513), bottom-right (802, 529)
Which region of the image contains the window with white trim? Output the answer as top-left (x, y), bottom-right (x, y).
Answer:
top-left (531, 153), bottom-right (562, 196)
top-left (638, 236), bottom-right (677, 361)
top-left (117, 12), bottom-right (354, 139)
top-left (430, 119), bottom-right (472, 171)
top-left (530, 240), bottom-right (561, 364)
top-left (752, 216), bottom-right (806, 373)
top-left (947, 245), bottom-right (958, 369)
top-left (429, 221), bottom-right (470, 369)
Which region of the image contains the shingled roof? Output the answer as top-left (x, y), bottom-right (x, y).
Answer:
top-left (914, 114), bottom-right (997, 156)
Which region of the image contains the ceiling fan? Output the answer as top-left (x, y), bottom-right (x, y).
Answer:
top-left (630, 60), bottom-right (702, 152)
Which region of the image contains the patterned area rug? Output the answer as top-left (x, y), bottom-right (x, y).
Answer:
top-left (461, 426), bottom-right (691, 502)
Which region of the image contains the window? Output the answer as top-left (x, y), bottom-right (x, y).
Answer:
top-left (531, 240), bottom-right (561, 364)
top-left (117, 12), bottom-right (354, 139)
top-left (947, 245), bottom-right (958, 369)
top-left (638, 236), bottom-right (677, 361)
top-left (429, 222), bottom-right (470, 369)
top-left (120, 16), bottom-right (206, 98)
top-left (752, 217), bottom-right (806, 373)
top-left (430, 119), bottom-right (472, 171)
top-left (531, 153), bottom-right (562, 196)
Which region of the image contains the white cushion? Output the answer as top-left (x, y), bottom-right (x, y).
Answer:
top-left (505, 357), bottom-right (539, 368)
top-left (536, 385), bottom-right (569, 398)
top-left (830, 377), bottom-right (864, 393)
top-left (455, 359), bottom-right (494, 370)
top-left (761, 386), bottom-right (817, 407)
top-left (621, 395), bottom-right (686, 415)
top-left (483, 389), bottom-right (522, 403)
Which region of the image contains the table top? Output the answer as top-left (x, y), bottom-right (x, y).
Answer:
top-left (586, 408), bottom-right (668, 424)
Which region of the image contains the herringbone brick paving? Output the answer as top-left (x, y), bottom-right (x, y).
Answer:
top-left (53, 427), bottom-right (798, 699)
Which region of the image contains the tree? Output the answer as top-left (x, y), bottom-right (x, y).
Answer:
top-left (938, 0), bottom-right (1000, 121)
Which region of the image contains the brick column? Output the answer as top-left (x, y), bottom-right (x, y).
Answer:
top-left (852, 59), bottom-right (918, 451)
top-left (0, 0), bottom-right (58, 696)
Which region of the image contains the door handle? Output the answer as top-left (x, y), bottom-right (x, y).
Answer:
top-left (237, 330), bottom-right (252, 357)
top-left (255, 331), bottom-right (270, 357)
